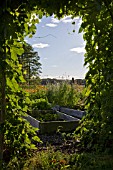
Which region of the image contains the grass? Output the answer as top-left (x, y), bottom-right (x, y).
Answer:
top-left (22, 148), bottom-right (113, 170)
top-left (23, 148), bottom-right (70, 170)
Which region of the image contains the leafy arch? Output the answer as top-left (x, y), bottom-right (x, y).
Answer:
top-left (1, 0), bottom-right (113, 167)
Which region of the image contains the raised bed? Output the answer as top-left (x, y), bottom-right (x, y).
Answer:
top-left (31, 110), bottom-right (61, 122)
top-left (39, 120), bottom-right (79, 134)
top-left (53, 105), bottom-right (86, 119)
top-left (24, 110), bottom-right (80, 134)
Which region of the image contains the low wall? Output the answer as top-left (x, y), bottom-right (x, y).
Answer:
top-left (39, 120), bottom-right (79, 134)
top-left (23, 115), bottom-right (40, 129)
top-left (23, 111), bottom-right (80, 134)
top-left (53, 106), bottom-right (85, 119)
top-left (56, 111), bottom-right (80, 121)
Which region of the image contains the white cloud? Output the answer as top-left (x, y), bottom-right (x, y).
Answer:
top-left (82, 41), bottom-right (86, 47)
top-left (46, 23), bottom-right (57, 27)
top-left (75, 16), bottom-right (80, 20)
top-left (40, 75), bottom-right (58, 79)
top-left (70, 47), bottom-right (86, 53)
top-left (62, 19), bottom-right (73, 23)
top-left (61, 16), bottom-right (72, 23)
top-left (61, 16), bottom-right (80, 24)
top-left (51, 17), bottom-right (60, 23)
top-left (50, 15), bottom-right (80, 25)
top-left (51, 65), bottom-right (58, 68)
top-left (44, 57), bottom-right (48, 60)
top-left (32, 43), bottom-right (50, 49)
top-left (62, 15), bottom-right (72, 20)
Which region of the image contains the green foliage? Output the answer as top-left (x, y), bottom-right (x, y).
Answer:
top-left (68, 152), bottom-right (113, 170)
top-left (32, 98), bottom-right (51, 110)
top-left (3, 72), bottom-right (41, 167)
top-left (31, 110), bottom-right (60, 122)
top-left (23, 148), bottom-right (70, 170)
top-left (21, 149), bottom-right (113, 170)
top-left (71, 0), bottom-right (113, 152)
top-left (0, 3), bottom-right (43, 167)
top-left (30, 86), bottom-right (47, 100)
top-left (29, 82), bottom-right (85, 110)
top-left (18, 43), bottom-right (42, 85)
top-left (46, 82), bottom-right (85, 109)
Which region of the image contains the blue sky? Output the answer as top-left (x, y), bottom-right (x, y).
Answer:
top-left (25, 15), bottom-right (87, 79)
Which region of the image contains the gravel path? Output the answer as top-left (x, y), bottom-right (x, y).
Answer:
top-left (36, 133), bottom-right (80, 154)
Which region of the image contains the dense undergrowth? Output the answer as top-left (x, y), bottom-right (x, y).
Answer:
top-left (23, 151), bottom-right (113, 170)
top-left (17, 82), bottom-right (113, 170)
top-left (2, 82), bottom-right (113, 169)
top-left (29, 82), bottom-right (86, 111)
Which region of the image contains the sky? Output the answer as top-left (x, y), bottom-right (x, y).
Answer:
top-left (25, 15), bottom-right (87, 80)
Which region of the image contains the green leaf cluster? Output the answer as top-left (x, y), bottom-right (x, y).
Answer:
top-left (0, 2), bottom-right (44, 167)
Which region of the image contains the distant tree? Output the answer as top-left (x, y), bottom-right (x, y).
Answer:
top-left (18, 43), bottom-right (42, 85)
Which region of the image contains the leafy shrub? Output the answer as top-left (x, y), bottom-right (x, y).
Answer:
top-left (32, 98), bottom-right (51, 110)
top-left (31, 110), bottom-right (60, 122)
top-left (46, 82), bottom-right (85, 109)
top-left (69, 152), bottom-right (113, 170)
top-left (2, 89), bottom-right (41, 169)
top-left (22, 147), bottom-right (113, 170)
top-left (29, 82), bottom-right (85, 110)
top-left (23, 148), bottom-right (70, 170)
top-left (29, 85), bottom-right (47, 100)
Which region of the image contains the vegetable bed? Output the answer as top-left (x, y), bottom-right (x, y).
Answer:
top-left (31, 110), bottom-right (61, 122)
